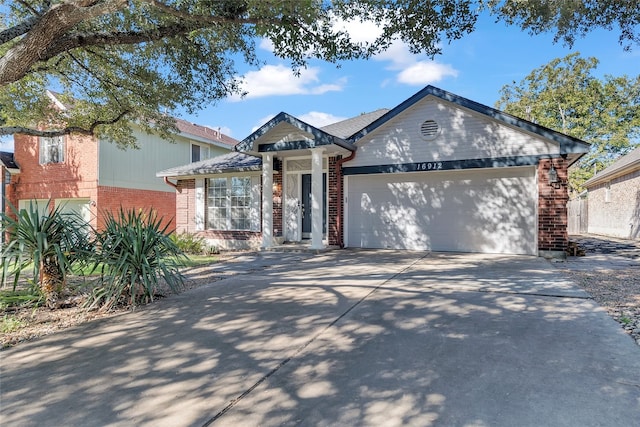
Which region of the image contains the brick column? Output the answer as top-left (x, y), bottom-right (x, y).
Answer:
top-left (538, 158), bottom-right (569, 256)
top-left (327, 156), bottom-right (339, 246)
top-left (273, 159), bottom-right (283, 238)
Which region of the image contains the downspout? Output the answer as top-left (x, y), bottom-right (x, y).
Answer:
top-left (163, 176), bottom-right (181, 193)
top-left (335, 150), bottom-right (356, 248)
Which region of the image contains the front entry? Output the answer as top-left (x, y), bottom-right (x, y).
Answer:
top-left (301, 173), bottom-right (327, 238)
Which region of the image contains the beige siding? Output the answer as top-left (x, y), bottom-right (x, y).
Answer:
top-left (98, 128), bottom-right (230, 192)
top-left (347, 96), bottom-right (558, 167)
top-left (588, 170), bottom-right (640, 239)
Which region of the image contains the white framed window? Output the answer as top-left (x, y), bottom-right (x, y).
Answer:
top-left (191, 144), bottom-right (201, 162)
top-left (206, 176), bottom-right (256, 231)
top-left (39, 136), bottom-right (65, 164)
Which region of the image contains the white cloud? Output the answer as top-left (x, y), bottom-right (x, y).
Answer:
top-left (298, 112), bottom-right (347, 128)
top-left (397, 61), bottom-right (459, 85)
top-left (230, 64), bottom-right (346, 101)
top-left (373, 40), bottom-right (458, 86)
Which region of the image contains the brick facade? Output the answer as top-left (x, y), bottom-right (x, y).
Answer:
top-left (8, 133), bottom-right (177, 232)
top-left (327, 156), bottom-right (340, 246)
top-left (273, 160), bottom-right (283, 238)
top-left (537, 158), bottom-right (569, 253)
top-left (587, 169), bottom-right (640, 239)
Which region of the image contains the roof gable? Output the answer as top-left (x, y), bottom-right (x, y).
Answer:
top-left (235, 112), bottom-right (354, 153)
top-left (349, 85), bottom-right (590, 156)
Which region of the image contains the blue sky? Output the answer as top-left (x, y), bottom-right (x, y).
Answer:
top-left (187, 12), bottom-right (639, 141)
top-left (1, 11), bottom-right (638, 150)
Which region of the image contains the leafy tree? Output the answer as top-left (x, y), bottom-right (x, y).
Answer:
top-left (1, 1), bottom-right (638, 146)
top-left (496, 52), bottom-right (640, 192)
top-left (0, 200), bottom-right (93, 308)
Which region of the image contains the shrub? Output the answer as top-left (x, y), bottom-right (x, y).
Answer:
top-left (86, 208), bottom-right (186, 311)
top-left (170, 232), bottom-right (207, 255)
top-left (1, 200), bottom-right (93, 308)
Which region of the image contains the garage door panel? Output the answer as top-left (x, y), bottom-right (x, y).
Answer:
top-left (346, 167), bottom-right (536, 255)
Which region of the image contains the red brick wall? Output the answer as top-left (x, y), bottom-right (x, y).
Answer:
top-left (10, 133), bottom-right (176, 232)
top-left (328, 156), bottom-right (339, 246)
top-left (538, 158), bottom-right (569, 253)
top-left (97, 186), bottom-right (176, 231)
top-left (8, 133), bottom-right (99, 221)
top-left (175, 179), bottom-right (196, 234)
top-left (273, 162), bottom-right (282, 237)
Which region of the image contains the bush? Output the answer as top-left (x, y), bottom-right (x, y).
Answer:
top-left (170, 232), bottom-right (207, 255)
top-left (1, 200), bottom-right (93, 308)
top-left (86, 208), bottom-right (186, 311)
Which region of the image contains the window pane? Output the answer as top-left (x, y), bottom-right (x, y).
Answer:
top-left (207, 178), bottom-right (228, 230)
top-left (191, 145), bottom-right (201, 162)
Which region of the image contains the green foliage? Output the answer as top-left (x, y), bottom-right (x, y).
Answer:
top-left (3, 1), bottom-right (637, 144)
top-left (496, 52), bottom-right (640, 193)
top-left (170, 232), bottom-right (207, 255)
top-left (1, 314), bottom-right (27, 333)
top-left (0, 287), bottom-right (44, 311)
top-left (0, 200), bottom-right (93, 306)
top-left (86, 208), bottom-right (186, 311)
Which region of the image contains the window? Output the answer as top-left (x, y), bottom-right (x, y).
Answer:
top-left (207, 177), bottom-right (254, 230)
top-left (191, 144), bottom-right (201, 162)
top-left (39, 136), bottom-right (65, 164)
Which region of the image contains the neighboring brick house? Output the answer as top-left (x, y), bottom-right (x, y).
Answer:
top-left (2, 92), bottom-right (238, 231)
top-left (583, 146), bottom-right (640, 239)
top-left (158, 85), bottom-right (590, 257)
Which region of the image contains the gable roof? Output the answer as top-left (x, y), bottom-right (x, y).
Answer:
top-left (174, 118), bottom-right (238, 148)
top-left (0, 151), bottom-right (19, 172)
top-left (321, 109), bottom-right (390, 139)
top-left (156, 151), bottom-right (261, 178)
top-left (584, 146), bottom-right (640, 187)
top-left (349, 85), bottom-right (590, 158)
top-left (234, 112), bottom-right (354, 153)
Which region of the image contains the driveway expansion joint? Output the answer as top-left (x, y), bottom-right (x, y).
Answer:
top-left (201, 252), bottom-right (430, 426)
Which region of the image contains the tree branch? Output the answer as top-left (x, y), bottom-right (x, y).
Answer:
top-left (0, 16), bottom-right (40, 44)
top-left (0, 109), bottom-right (131, 137)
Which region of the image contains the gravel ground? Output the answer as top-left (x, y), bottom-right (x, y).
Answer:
top-left (2, 240), bottom-right (639, 349)
top-left (558, 235), bottom-right (640, 346)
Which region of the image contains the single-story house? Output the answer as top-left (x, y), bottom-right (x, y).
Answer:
top-left (582, 146), bottom-right (640, 239)
top-left (158, 85), bottom-right (590, 257)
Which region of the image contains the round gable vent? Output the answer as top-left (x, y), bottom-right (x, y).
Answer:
top-left (420, 120), bottom-right (440, 140)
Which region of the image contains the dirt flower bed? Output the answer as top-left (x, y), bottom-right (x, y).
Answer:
top-left (1, 259), bottom-right (233, 349)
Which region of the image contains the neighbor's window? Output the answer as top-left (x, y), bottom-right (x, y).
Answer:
top-left (39, 136), bottom-right (65, 164)
top-left (191, 144), bottom-right (201, 162)
top-left (206, 177), bottom-right (254, 231)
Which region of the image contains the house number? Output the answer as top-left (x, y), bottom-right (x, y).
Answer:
top-left (416, 162), bottom-right (443, 171)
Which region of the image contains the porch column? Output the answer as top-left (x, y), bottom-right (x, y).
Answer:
top-left (262, 153), bottom-right (273, 249)
top-left (310, 147), bottom-right (324, 249)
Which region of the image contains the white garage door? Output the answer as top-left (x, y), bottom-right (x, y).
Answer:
top-left (345, 166), bottom-right (537, 255)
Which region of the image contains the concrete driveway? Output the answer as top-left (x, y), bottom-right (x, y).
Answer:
top-left (1, 250), bottom-right (639, 426)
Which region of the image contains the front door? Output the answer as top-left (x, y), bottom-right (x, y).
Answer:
top-left (301, 173), bottom-right (326, 238)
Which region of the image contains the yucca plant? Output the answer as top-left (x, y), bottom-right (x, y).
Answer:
top-left (1, 200), bottom-right (93, 308)
top-left (87, 208), bottom-right (186, 311)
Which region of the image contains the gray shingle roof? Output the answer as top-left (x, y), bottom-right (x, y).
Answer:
top-left (156, 152), bottom-right (261, 177)
top-left (584, 146), bottom-right (640, 187)
top-left (0, 151), bottom-right (18, 170)
top-left (321, 109), bottom-right (390, 139)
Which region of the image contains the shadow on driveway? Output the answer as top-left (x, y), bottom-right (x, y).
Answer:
top-left (1, 251), bottom-right (639, 426)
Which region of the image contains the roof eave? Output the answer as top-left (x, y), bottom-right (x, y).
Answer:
top-left (584, 158), bottom-right (640, 187)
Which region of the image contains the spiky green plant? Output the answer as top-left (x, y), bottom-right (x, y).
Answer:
top-left (87, 208), bottom-right (185, 311)
top-left (1, 200), bottom-right (93, 308)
